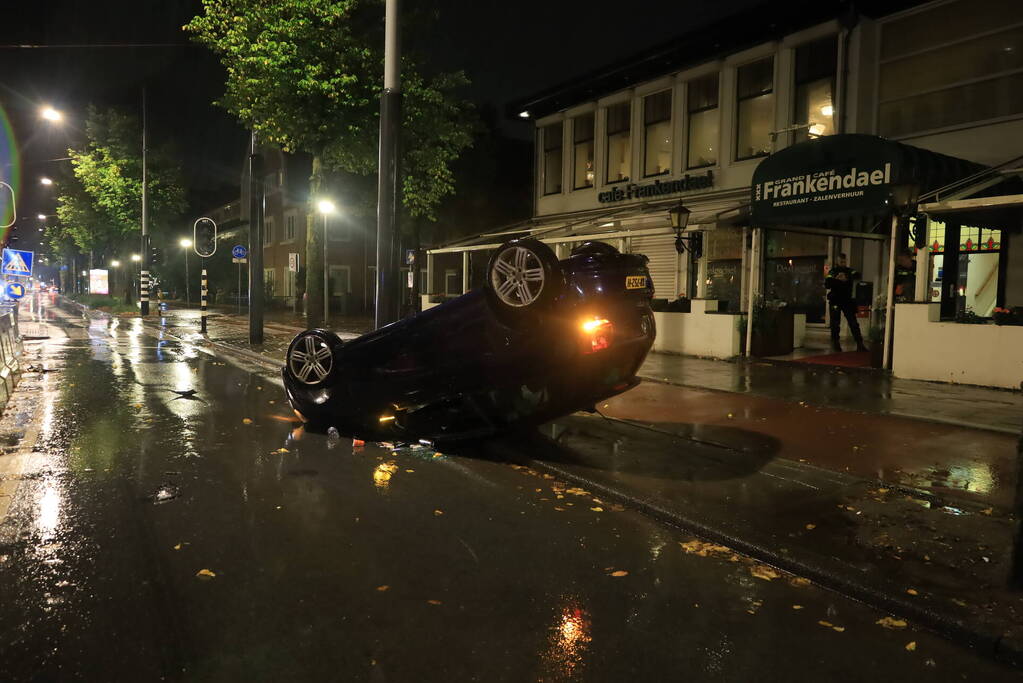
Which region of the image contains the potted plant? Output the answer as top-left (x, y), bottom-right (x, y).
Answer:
top-left (749, 295), bottom-right (794, 357)
top-left (867, 325), bottom-right (884, 368)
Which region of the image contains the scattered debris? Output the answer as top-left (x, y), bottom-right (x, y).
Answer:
top-left (905, 642), bottom-right (917, 652)
top-left (609, 570), bottom-right (629, 577)
top-left (427, 599), bottom-right (442, 605)
top-left (805, 523), bottom-right (816, 531)
top-left (876, 617), bottom-right (908, 630)
top-left (242, 418), bottom-right (253, 425)
top-left (750, 565), bottom-right (781, 582)
top-left (196, 569), bottom-right (216, 579)
top-left (376, 585), bottom-right (390, 592)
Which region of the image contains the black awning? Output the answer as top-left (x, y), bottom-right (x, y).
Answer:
top-left (749, 134), bottom-right (989, 233)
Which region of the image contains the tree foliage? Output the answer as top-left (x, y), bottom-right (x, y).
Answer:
top-left (184, 0), bottom-right (475, 219)
top-left (56, 107), bottom-right (187, 254)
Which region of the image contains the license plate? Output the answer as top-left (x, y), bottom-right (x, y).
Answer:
top-left (625, 275), bottom-right (647, 290)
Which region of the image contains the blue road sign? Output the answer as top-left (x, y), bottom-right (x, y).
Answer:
top-left (5, 281), bottom-right (25, 299)
top-left (1, 248), bottom-right (33, 277)
top-left (231, 245), bottom-right (248, 260)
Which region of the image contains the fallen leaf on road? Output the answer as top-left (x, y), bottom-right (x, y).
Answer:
top-left (590, 506), bottom-right (604, 512)
top-left (276, 448), bottom-right (289, 454)
top-left (173, 543), bottom-right (182, 551)
top-left (980, 508), bottom-right (993, 515)
top-left (376, 585), bottom-right (390, 592)
top-left (242, 418), bottom-right (253, 424)
top-left (906, 641), bottom-right (917, 652)
top-left (876, 617), bottom-right (907, 629)
top-left (610, 570), bottom-right (629, 577)
top-left (679, 540), bottom-right (731, 558)
top-left (132, 403), bottom-right (143, 410)
top-left (750, 565), bottom-right (781, 581)
top-left (790, 577), bottom-right (811, 588)
top-left (819, 620), bottom-right (834, 628)
top-left (906, 588), bottom-right (918, 596)
top-left (427, 599), bottom-right (442, 605)
top-left (805, 524), bottom-right (816, 530)
top-left (405, 469), bottom-right (415, 473)
top-left (196, 569), bottom-right (216, 579)
top-left (792, 605), bottom-right (803, 610)
top-left (433, 509), bottom-right (444, 516)
top-left (554, 506), bottom-right (565, 511)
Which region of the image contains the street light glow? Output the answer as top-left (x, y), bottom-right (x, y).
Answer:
top-left (40, 177), bottom-right (53, 186)
top-left (317, 199), bottom-right (336, 215)
top-left (37, 214), bottom-right (46, 220)
top-left (131, 254), bottom-right (141, 262)
top-left (110, 260), bottom-right (120, 267)
top-left (180, 238), bottom-right (193, 248)
top-left (40, 106), bottom-right (63, 123)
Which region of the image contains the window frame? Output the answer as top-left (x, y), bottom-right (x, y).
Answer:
top-left (541, 122), bottom-right (564, 196)
top-left (604, 101), bottom-right (632, 185)
top-left (572, 112), bottom-right (595, 190)
top-left (734, 57), bottom-right (776, 162)
top-left (686, 72), bottom-right (720, 170)
top-left (793, 36), bottom-right (838, 142)
top-left (263, 217), bottom-right (274, 246)
top-left (642, 89), bottom-right (673, 178)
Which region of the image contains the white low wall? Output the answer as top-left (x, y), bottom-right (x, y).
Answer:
top-left (892, 302), bottom-right (1023, 389)
top-left (653, 299), bottom-right (744, 359)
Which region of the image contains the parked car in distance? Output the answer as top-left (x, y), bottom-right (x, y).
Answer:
top-left (283, 238), bottom-right (656, 445)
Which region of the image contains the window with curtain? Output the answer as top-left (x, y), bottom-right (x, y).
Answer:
top-left (736, 58), bottom-right (775, 160)
top-left (542, 122), bottom-right (563, 195)
top-left (573, 113), bottom-right (595, 189)
top-left (687, 73), bottom-right (719, 168)
top-left (793, 36), bottom-right (838, 142)
top-left (643, 90), bottom-right (672, 177)
top-left (605, 102), bottom-right (632, 183)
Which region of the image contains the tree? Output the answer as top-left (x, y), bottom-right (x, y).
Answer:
top-left (185, 0), bottom-right (475, 328)
top-left (56, 107), bottom-right (187, 268)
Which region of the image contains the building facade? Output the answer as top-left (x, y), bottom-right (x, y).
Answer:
top-left (426, 0), bottom-right (1023, 388)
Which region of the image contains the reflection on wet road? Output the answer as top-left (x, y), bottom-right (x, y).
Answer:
top-left (0, 303), bottom-right (1017, 681)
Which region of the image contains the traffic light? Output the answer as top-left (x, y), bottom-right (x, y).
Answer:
top-left (150, 246), bottom-right (162, 265)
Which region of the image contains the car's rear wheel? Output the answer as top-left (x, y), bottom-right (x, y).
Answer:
top-left (285, 329), bottom-right (341, 388)
top-left (485, 239), bottom-right (561, 320)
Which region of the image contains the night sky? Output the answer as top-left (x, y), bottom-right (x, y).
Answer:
top-left (0, 0), bottom-right (760, 252)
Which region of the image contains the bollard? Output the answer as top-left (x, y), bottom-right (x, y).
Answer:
top-left (140, 270), bottom-right (150, 313)
top-left (201, 268), bottom-right (208, 334)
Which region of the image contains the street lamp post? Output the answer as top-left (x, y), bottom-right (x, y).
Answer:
top-left (180, 238), bottom-right (193, 304)
top-left (317, 199), bottom-right (336, 327)
top-left (110, 260), bottom-right (120, 297)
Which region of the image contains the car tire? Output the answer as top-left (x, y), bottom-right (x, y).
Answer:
top-left (285, 328), bottom-right (342, 388)
top-left (485, 238), bottom-right (562, 321)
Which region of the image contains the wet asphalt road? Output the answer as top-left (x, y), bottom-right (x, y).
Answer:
top-left (0, 302), bottom-right (1020, 681)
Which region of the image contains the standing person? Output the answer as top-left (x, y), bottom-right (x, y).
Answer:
top-left (894, 248), bottom-right (917, 303)
top-left (825, 253), bottom-right (867, 352)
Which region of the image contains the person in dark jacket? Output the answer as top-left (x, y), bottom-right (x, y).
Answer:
top-left (825, 253), bottom-right (867, 352)
top-left (894, 248), bottom-right (917, 303)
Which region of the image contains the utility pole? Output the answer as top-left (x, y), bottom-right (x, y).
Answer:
top-left (248, 132), bottom-right (264, 344)
top-left (374, 0), bottom-right (401, 329)
top-left (140, 88), bottom-right (150, 316)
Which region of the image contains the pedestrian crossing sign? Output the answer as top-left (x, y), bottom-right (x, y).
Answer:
top-left (1, 248), bottom-right (33, 276)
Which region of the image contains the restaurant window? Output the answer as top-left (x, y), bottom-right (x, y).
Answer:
top-left (573, 113), bottom-right (595, 189)
top-left (703, 228), bottom-right (743, 312)
top-left (643, 90), bottom-right (672, 177)
top-left (263, 218), bottom-right (274, 245)
top-left (605, 102), bottom-right (631, 184)
top-left (687, 73), bottom-right (719, 168)
top-left (793, 37), bottom-right (838, 142)
top-left (542, 122), bottom-right (563, 195)
top-left (878, 0), bottom-right (1023, 137)
top-left (921, 220), bottom-right (1002, 316)
top-left (763, 231), bottom-right (829, 323)
top-left (736, 58), bottom-right (774, 160)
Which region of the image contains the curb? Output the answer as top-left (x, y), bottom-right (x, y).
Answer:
top-left (483, 434), bottom-right (1023, 669)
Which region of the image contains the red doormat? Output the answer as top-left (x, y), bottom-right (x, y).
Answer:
top-left (793, 350), bottom-right (872, 367)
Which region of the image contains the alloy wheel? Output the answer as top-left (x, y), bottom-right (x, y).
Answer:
top-left (490, 246), bottom-right (545, 307)
top-left (289, 334), bottom-right (333, 384)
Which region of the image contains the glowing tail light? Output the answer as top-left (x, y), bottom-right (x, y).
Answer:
top-left (580, 318), bottom-right (613, 353)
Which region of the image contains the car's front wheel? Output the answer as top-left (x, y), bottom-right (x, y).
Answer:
top-left (285, 329), bottom-right (341, 388)
top-left (485, 238), bottom-right (561, 321)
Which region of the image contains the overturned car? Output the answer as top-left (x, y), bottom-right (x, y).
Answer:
top-left (283, 238), bottom-right (655, 444)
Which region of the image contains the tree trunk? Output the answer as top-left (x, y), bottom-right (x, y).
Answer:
top-left (305, 154), bottom-right (325, 329)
